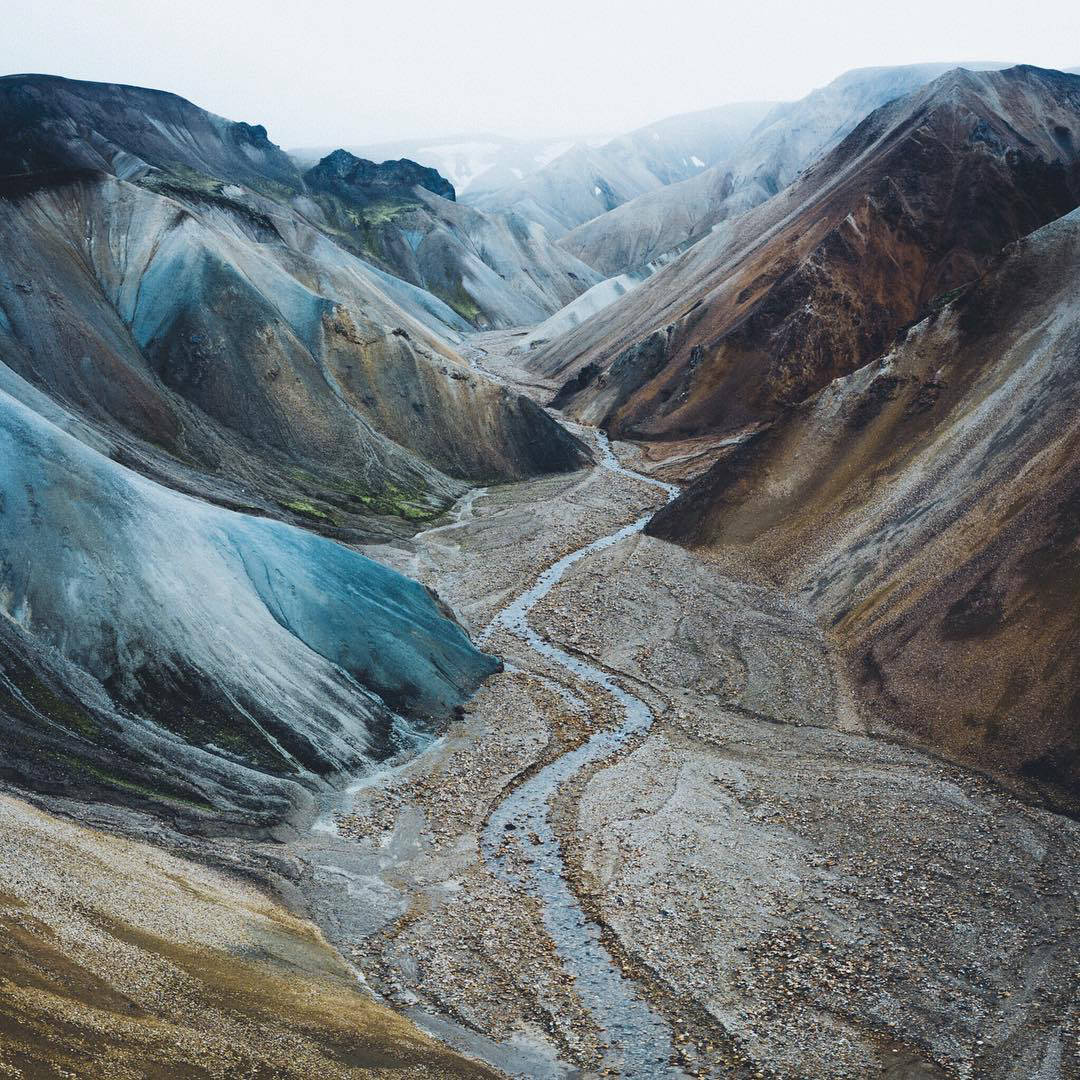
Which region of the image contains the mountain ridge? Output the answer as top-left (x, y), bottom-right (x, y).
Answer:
top-left (557, 61), bottom-right (1015, 277)
top-left (531, 64), bottom-right (1080, 443)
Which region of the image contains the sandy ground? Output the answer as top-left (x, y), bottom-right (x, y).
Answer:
top-left (546, 536), bottom-right (1080, 1080)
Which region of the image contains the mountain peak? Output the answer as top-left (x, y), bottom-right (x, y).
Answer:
top-left (305, 149), bottom-right (455, 202)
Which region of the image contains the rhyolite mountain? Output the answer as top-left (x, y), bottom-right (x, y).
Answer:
top-left (465, 101), bottom-right (774, 236)
top-left (558, 62), bottom-right (1012, 277)
top-left (533, 65), bottom-right (1080, 443)
top-left (650, 206), bottom-right (1080, 807)
top-left (0, 171), bottom-right (588, 538)
top-left (0, 75), bottom-right (594, 830)
top-left (301, 148), bottom-right (602, 326)
top-left (0, 354), bottom-right (500, 832)
top-left (0, 74), bottom-right (599, 331)
top-left (0, 75), bottom-right (590, 542)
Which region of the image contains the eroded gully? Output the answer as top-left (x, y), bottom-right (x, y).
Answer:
top-left (476, 430), bottom-right (684, 1079)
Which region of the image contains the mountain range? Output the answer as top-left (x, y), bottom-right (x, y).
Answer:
top-left (0, 72), bottom-right (593, 831)
top-left (536, 66), bottom-right (1080, 443)
top-left (2, 54), bottom-right (1080, 1079)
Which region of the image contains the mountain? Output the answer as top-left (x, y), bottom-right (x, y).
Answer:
top-left (0, 360), bottom-right (499, 830)
top-left (534, 66), bottom-right (1080, 442)
top-left (0, 75), bottom-right (592, 829)
top-left (1, 74), bottom-right (599, 331)
top-left (650, 206), bottom-right (1080, 805)
top-left (291, 132), bottom-right (592, 196)
top-left (305, 148), bottom-right (456, 202)
top-left (0, 76), bottom-right (590, 541)
top-left (464, 101), bottom-right (774, 236)
top-left (0, 171), bottom-right (588, 534)
top-left (0, 72), bottom-right (302, 188)
top-left (301, 149), bottom-right (602, 327)
top-left (511, 255), bottom-right (673, 353)
top-left (559, 62), bottom-right (1013, 277)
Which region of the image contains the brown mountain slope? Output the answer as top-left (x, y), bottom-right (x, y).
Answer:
top-left (0, 795), bottom-right (496, 1078)
top-left (649, 207), bottom-right (1080, 807)
top-left (535, 65), bottom-right (1080, 442)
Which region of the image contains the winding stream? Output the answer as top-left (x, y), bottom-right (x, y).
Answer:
top-left (479, 431), bottom-right (683, 1079)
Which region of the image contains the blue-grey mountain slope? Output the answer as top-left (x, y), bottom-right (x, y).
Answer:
top-left (465, 101), bottom-right (773, 236)
top-left (0, 363), bottom-right (499, 831)
top-left (559, 62), bottom-right (1013, 276)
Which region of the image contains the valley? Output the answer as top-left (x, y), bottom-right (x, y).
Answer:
top-left (275, 339), bottom-right (1079, 1080)
top-left (1, 55), bottom-right (1079, 1080)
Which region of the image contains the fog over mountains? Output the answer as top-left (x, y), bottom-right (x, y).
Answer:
top-left (1, 54), bottom-right (1079, 1080)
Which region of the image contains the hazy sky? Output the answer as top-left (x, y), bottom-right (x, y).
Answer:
top-left (6, 0), bottom-right (1079, 147)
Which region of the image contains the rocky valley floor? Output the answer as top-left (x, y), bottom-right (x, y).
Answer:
top-left (3, 59), bottom-right (1080, 1080)
top-left (1, 336), bottom-right (1077, 1079)
top-left (263, 347), bottom-right (1080, 1079)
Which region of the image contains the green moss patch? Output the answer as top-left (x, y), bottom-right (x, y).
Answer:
top-left (59, 757), bottom-right (214, 812)
top-left (432, 278), bottom-right (483, 324)
top-left (285, 470), bottom-right (444, 524)
top-left (0, 655), bottom-right (98, 740)
top-left (277, 498), bottom-right (341, 524)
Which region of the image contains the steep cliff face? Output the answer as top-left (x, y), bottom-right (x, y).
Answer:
top-left (534, 66), bottom-right (1080, 442)
top-left (650, 208), bottom-right (1080, 806)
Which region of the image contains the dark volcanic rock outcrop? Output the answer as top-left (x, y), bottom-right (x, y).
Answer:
top-left (534, 66), bottom-right (1080, 441)
top-left (300, 148), bottom-right (601, 328)
top-left (305, 148), bottom-right (456, 203)
top-left (650, 207), bottom-right (1080, 806)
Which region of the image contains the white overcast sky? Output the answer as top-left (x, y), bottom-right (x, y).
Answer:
top-left (5, 0), bottom-right (1079, 147)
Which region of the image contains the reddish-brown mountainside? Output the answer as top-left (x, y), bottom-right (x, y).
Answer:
top-left (649, 207), bottom-right (1080, 806)
top-left (535, 66), bottom-right (1080, 442)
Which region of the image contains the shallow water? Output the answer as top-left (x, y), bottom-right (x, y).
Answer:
top-left (479, 431), bottom-right (684, 1079)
